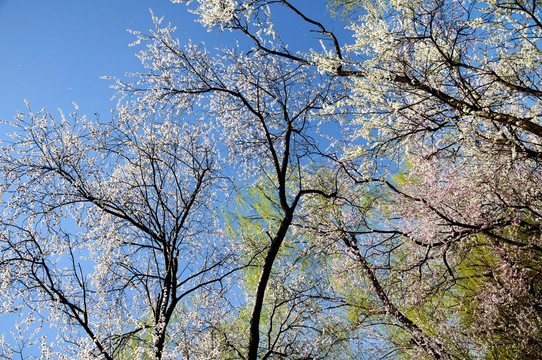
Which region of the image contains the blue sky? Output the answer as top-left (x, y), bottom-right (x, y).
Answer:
top-left (0, 0), bottom-right (217, 124)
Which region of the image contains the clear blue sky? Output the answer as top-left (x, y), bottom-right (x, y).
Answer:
top-left (0, 0), bottom-right (220, 124)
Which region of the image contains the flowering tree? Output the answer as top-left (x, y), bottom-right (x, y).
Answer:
top-left (1, 0), bottom-right (541, 359)
top-left (337, 0), bottom-right (541, 357)
top-left (110, 16), bottom-right (348, 358)
top-left (0, 104), bottom-right (235, 359)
